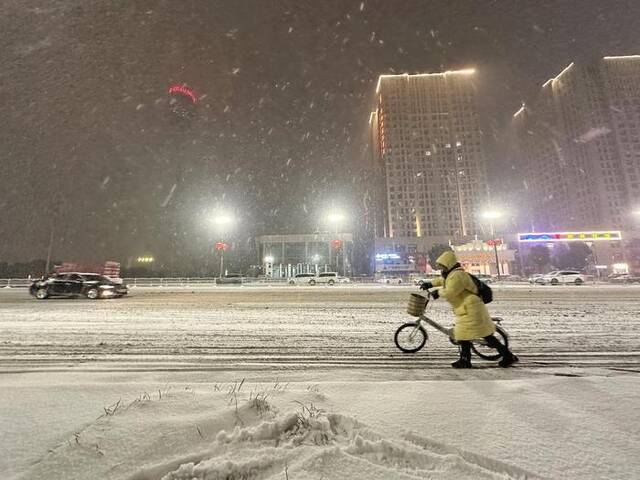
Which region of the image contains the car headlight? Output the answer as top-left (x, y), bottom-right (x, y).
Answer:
top-left (99, 285), bottom-right (115, 289)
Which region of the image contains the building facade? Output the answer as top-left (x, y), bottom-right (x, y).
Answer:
top-left (256, 233), bottom-right (353, 278)
top-left (374, 236), bottom-right (516, 277)
top-left (452, 239), bottom-right (516, 276)
top-left (369, 70), bottom-right (490, 240)
top-left (512, 56), bottom-right (640, 232)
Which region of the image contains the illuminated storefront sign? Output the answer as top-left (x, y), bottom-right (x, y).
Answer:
top-left (518, 231), bottom-right (622, 243)
top-left (375, 253), bottom-right (401, 260)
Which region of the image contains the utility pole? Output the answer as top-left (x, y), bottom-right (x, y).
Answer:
top-left (45, 220), bottom-right (55, 274)
top-left (488, 220), bottom-right (501, 278)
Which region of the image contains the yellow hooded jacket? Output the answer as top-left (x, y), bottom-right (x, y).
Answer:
top-left (431, 250), bottom-right (495, 341)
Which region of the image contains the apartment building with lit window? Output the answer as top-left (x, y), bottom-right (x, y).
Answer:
top-left (369, 70), bottom-right (489, 240)
top-left (512, 56), bottom-right (640, 231)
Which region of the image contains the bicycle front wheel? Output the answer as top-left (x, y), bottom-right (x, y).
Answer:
top-left (394, 323), bottom-right (428, 353)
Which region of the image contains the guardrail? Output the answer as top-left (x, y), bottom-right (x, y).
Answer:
top-left (1, 277), bottom-right (630, 289)
top-left (122, 277), bottom-right (381, 287)
top-left (0, 278), bottom-right (32, 288)
top-left (0, 277), bottom-right (382, 288)
top-left (123, 277), bottom-right (291, 287)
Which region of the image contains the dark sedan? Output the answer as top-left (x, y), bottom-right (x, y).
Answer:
top-left (30, 273), bottom-right (128, 299)
top-left (215, 274), bottom-right (245, 285)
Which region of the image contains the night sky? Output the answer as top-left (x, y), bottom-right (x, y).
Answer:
top-left (2, 0), bottom-right (640, 267)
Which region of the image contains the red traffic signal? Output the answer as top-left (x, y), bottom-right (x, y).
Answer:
top-left (215, 242), bottom-right (228, 251)
top-left (331, 239), bottom-right (342, 250)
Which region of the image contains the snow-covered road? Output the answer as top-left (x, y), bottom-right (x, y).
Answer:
top-left (3, 285), bottom-right (640, 479)
top-left (2, 285), bottom-right (639, 373)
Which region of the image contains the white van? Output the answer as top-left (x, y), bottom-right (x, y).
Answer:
top-left (288, 273), bottom-right (318, 285)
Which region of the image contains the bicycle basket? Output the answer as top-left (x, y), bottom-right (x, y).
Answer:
top-left (407, 293), bottom-right (427, 317)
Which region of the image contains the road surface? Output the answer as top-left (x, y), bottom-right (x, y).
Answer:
top-left (1, 285), bottom-right (639, 374)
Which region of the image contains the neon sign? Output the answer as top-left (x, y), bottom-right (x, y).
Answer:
top-left (518, 231), bottom-right (622, 243)
top-left (168, 85), bottom-right (197, 104)
top-left (376, 253), bottom-right (401, 260)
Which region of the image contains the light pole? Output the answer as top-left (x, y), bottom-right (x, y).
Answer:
top-left (213, 213), bottom-right (234, 278)
top-left (326, 211), bottom-right (346, 275)
top-left (481, 210), bottom-right (503, 278)
top-left (312, 254), bottom-right (321, 275)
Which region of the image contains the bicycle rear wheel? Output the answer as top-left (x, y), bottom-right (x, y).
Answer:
top-left (394, 323), bottom-right (428, 353)
top-left (470, 325), bottom-right (509, 361)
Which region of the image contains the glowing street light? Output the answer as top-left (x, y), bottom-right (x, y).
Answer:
top-left (326, 212), bottom-right (346, 226)
top-left (325, 211), bottom-right (347, 275)
top-left (212, 214), bottom-right (234, 226)
top-left (480, 210), bottom-right (504, 236)
top-left (481, 210), bottom-right (502, 220)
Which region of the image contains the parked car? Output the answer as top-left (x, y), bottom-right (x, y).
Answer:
top-left (502, 274), bottom-right (525, 282)
top-left (608, 273), bottom-right (640, 284)
top-left (30, 273), bottom-right (128, 299)
top-left (377, 276), bottom-right (404, 284)
top-left (475, 274), bottom-right (495, 284)
top-left (316, 272), bottom-right (350, 285)
top-left (288, 273), bottom-right (318, 285)
top-left (539, 270), bottom-right (587, 285)
top-left (413, 274), bottom-right (440, 286)
top-left (215, 274), bottom-right (244, 285)
top-left (528, 274), bottom-right (545, 284)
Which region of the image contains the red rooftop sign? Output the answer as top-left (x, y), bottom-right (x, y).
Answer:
top-left (168, 85), bottom-right (197, 104)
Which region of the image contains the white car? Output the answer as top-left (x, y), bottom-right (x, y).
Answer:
top-left (528, 274), bottom-right (545, 284)
top-left (315, 272), bottom-right (350, 285)
top-left (288, 273), bottom-right (318, 285)
top-left (540, 271), bottom-right (587, 285)
top-left (414, 275), bottom-right (439, 286)
top-left (377, 276), bottom-right (404, 285)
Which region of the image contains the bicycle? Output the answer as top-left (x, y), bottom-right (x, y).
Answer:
top-left (394, 292), bottom-right (509, 361)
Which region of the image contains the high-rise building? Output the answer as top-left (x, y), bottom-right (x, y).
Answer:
top-left (369, 70), bottom-right (489, 240)
top-left (512, 56), bottom-right (640, 231)
top-left (603, 56), bottom-right (640, 215)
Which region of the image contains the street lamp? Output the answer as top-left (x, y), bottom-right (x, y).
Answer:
top-left (481, 210), bottom-right (503, 278)
top-left (325, 211), bottom-right (347, 275)
top-left (212, 212), bottom-right (235, 278)
top-left (481, 210), bottom-right (502, 236)
top-left (212, 215), bottom-right (234, 227)
top-left (326, 212), bottom-right (346, 232)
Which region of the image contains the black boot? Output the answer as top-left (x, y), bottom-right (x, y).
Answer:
top-left (451, 358), bottom-right (472, 369)
top-left (484, 335), bottom-right (518, 368)
top-left (499, 353), bottom-right (519, 368)
top-left (453, 341), bottom-right (472, 368)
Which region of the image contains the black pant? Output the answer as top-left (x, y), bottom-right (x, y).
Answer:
top-left (458, 335), bottom-right (510, 361)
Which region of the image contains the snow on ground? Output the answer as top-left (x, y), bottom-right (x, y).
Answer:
top-left (2, 285), bottom-right (640, 479)
top-left (3, 373), bottom-right (640, 480)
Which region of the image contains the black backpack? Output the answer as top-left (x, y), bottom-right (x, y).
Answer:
top-left (468, 273), bottom-right (493, 304)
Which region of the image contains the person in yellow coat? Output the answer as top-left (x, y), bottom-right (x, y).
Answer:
top-left (421, 250), bottom-right (518, 369)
